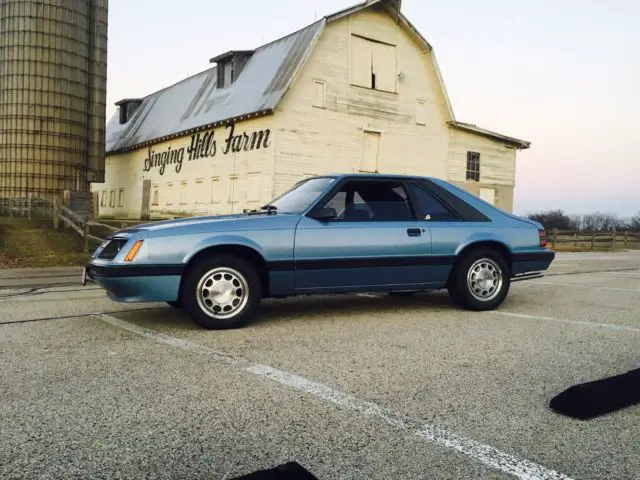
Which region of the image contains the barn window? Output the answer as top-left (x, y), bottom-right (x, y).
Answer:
top-left (192, 179), bottom-right (203, 204)
top-left (210, 177), bottom-right (220, 203)
top-left (166, 182), bottom-right (174, 205)
top-left (312, 79), bottom-right (326, 108)
top-left (350, 35), bottom-right (397, 93)
top-left (117, 188), bottom-right (124, 207)
top-left (360, 130), bottom-right (381, 172)
top-left (151, 184), bottom-right (159, 205)
top-left (228, 175), bottom-right (238, 204)
top-left (466, 151), bottom-right (480, 181)
top-left (179, 181), bottom-right (188, 205)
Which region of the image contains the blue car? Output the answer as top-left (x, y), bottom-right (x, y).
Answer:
top-left (83, 173), bottom-right (554, 329)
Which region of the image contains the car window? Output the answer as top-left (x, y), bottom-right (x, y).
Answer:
top-left (268, 177), bottom-right (336, 213)
top-left (321, 181), bottom-right (414, 221)
top-left (407, 183), bottom-right (458, 221)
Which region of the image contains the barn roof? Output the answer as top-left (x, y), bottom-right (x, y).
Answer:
top-left (105, 18), bottom-right (325, 154)
top-left (105, 0), bottom-right (530, 154)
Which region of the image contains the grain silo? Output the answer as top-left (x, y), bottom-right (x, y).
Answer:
top-left (0, 0), bottom-right (108, 200)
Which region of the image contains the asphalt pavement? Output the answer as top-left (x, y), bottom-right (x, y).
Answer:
top-left (1, 251), bottom-right (639, 480)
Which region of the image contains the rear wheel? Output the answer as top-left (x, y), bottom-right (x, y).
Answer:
top-left (447, 248), bottom-right (510, 311)
top-left (181, 254), bottom-right (262, 329)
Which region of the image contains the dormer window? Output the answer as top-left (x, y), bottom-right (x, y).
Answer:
top-left (115, 98), bottom-right (143, 124)
top-left (209, 50), bottom-right (254, 89)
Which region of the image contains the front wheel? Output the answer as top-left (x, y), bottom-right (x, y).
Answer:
top-left (447, 249), bottom-right (511, 311)
top-left (181, 254), bottom-right (262, 329)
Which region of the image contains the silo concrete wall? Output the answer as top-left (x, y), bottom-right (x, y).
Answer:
top-left (0, 0), bottom-right (108, 199)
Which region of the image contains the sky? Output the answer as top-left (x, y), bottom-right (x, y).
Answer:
top-left (105, 0), bottom-right (640, 218)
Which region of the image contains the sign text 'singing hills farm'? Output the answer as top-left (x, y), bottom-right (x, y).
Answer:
top-left (143, 123), bottom-right (271, 176)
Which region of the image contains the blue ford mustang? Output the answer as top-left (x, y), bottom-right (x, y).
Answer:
top-left (83, 173), bottom-right (554, 329)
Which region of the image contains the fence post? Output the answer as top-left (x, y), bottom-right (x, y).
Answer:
top-left (611, 226), bottom-right (616, 250)
top-left (624, 231), bottom-right (629, 248)
top-left (552, 228), bottom-right (558, 250)
top-left (8, 198), bottom-right (13, 217)
top-left (27, 195), bottom-right (32, 220)
top-left (573, 232), bottom-right (577, 246)
top-left (591, 232), bottom-right (595, 250)
top-left (53, 197), bottom-right (60, 230)
top-left (83, 216), bottom-right (89, 253)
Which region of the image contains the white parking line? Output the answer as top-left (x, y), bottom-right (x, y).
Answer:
top-left (94, 313), bottom-right (574, 480)
top-left (492, 311), bottom-right (640, 334)
top-left (525, 280), bottom-right (639, 293)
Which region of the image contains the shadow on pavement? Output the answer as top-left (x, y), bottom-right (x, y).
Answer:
top-left (550, 367), bottom-right (640, 420)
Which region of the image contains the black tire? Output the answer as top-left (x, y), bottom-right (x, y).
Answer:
top-left (180, 253), bottom-right (262, 330)
top-left (447, 248), bottom-right (511, 311)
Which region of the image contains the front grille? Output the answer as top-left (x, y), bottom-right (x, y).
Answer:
top-left (97, 238), bottom-right (129, 260)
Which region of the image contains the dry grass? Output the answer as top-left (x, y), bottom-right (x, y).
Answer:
top-left (0, 217), bottom-right (92, 268)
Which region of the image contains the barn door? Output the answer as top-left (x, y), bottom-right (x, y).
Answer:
top-left (141, 179), bottom-right (151, 220)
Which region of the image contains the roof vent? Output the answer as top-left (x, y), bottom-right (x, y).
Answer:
top-left (209, 50), bottom-right (254, 88)
top-left (115, 98), bottom-right (143, 124)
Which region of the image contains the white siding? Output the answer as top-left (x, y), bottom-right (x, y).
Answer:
top-left (271, 9), bottom-right (451, 197)
top-left (92, 116), bottom-right (276, 218)
top-left (447, 128), bottom-right (516, 186)
top-left (479, 187), bottom-right (496, 205)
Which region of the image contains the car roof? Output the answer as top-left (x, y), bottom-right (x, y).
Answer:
top-left (312, 172), bottom-right (433, 181)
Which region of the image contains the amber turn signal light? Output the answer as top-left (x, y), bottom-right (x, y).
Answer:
top-left (124, 240), bottom-right (143, 262)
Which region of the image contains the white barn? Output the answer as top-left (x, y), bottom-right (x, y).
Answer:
top-left (93, 0), bottom-right (530, 219)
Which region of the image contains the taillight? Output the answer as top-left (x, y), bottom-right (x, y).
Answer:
top-left (539, 229), bottom-right (547, 248)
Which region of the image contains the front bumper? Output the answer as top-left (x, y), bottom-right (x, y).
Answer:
top-left (82, 262), bottom-right (183, 303)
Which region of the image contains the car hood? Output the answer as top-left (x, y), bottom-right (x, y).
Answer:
top-left (115, 212), bottom-right (299, 236)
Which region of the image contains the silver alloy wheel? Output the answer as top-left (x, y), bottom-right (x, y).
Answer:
top-left (196, 267), bottom-right (250, 320)
top-left (466, 257), bottom-right (503, 302)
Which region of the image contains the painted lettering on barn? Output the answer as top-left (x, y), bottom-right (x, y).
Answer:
top-left (143, 123), bottom-right (271, 175)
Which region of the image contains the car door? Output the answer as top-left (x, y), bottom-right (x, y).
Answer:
top-left (292, 178), bottom-right (435, 293)
top-left (403, 180), bottom-right (488, 285)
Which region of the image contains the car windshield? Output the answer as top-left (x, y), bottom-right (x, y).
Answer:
top-left (266, 177), bottom-right (336, 214)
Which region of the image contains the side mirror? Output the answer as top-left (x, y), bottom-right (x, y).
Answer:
top-left (310, 207), bottom-right (337, 220)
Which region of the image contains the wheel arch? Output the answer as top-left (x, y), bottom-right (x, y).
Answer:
top-left (179, 242), bottom-right (271, 299)
top-left (448, 239), bottom-right (513, 286)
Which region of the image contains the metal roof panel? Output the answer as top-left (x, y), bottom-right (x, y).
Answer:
top-left (106, 19), bottom-right (325, 153)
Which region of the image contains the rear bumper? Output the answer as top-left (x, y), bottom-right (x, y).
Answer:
top-left (83, 263), bottom-right (183, 303)
top-left (511, 249), bottom-right (555, 280)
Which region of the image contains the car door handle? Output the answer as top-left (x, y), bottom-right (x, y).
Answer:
top-left (407, 228), bottom-right (422, 237)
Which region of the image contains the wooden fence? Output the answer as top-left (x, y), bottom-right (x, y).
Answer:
top-left (0, 196), bottom-right (120, 252)
top-left (548, 229), bottom-right (640, 251)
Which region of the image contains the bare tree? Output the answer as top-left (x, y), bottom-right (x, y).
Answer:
top-left (527, 210), bottom-right (574, 230)
top-left (581, 212), bottom-right (620, 232)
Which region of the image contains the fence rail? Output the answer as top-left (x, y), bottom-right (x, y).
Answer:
top-left (0, 196), bottom-right (120, 252)
top-left (548, 229), bottom-right (640, 250)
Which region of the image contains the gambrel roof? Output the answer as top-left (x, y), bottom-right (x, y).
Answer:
top-left (105, 0), bottom-right (530, 154)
